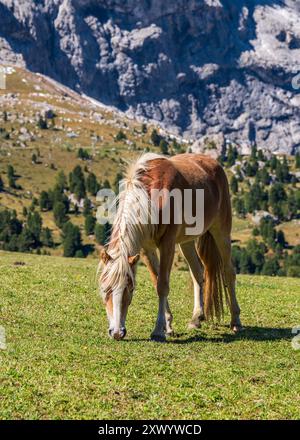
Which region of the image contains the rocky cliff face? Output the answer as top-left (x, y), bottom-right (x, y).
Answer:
top-left (0, 0), bottom-right (300, 153)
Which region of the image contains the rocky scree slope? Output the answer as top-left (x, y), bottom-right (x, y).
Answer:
top-left (0, 0), bottom-right (300, 153)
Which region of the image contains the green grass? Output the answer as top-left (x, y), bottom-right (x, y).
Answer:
top-left (0, 251), bottom-right (300, 420)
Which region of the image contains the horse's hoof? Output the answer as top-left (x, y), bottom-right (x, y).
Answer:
top-left (199, 314), bottom-right (205, 322)
top-left (150, 333), bottom-right (166, 343)
top-left (231, 325), bottom-right (243, 333)
top-left (166, 329), bottom-right (175, 337)
top-left (188, 321), bottom-right (201, 330)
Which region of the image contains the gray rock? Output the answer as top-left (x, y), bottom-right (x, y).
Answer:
top-left (252, 210), bottom-right (277, 225)
top-left (0, 0), bottom-right (300, 153)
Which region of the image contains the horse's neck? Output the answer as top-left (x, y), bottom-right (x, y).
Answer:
top-left (109, 224), bottom-right (143, 258)
top-left (110, 182), bottom-right (153, 257)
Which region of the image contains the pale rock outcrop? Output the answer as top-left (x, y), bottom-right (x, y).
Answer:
top-left (0, 0), bottom-right (299, 153)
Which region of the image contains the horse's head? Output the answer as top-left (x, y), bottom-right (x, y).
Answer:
top-left (100, 248), bottom-right (140, 340)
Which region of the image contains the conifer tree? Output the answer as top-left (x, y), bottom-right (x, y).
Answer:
top-left (85, 214), bottom-right (96, 235)
top-left (39, 191), bottom-right (52, 211)
top-left (95, 223), bottom-right (105, 245)
top-left (41, 228), bottom-right (54, 248)
top-left (7, 165), bottom-right (16, 189)
top-left (53, 201), bottom-right (68, 228)
top-left (62, 222), bottom-right (82, 257)
top-left (86, 172), bottom-right (99, 196)
top-left (230, 175), bottom-right (238, 194)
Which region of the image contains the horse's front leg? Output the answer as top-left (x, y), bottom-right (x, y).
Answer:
top-left (142, 249), bottom-right (174, 337)
top-left (151, 231), bottom-right (176, 342)
top-left (164, 300), bottom-right (174, 336)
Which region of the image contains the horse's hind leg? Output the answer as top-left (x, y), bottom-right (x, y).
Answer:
top-left (179, 241), bottom-right (205, 329)
top-left (210, 226), bottom-right (242, 332)
top-left (142, 249), bottom-right (174, 337)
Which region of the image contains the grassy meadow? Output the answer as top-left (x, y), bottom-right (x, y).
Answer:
top-left (0, 251), bottom-right (299, 419)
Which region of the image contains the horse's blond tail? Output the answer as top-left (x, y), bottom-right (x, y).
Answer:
top-left (196, 231), bottom-right (229, 321)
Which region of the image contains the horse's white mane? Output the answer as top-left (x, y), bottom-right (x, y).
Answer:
top-left (99, 153), bottom-right (166, 298)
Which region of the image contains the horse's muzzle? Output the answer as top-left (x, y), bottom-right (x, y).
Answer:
top-left (109, 327), bottom-right (127, 340)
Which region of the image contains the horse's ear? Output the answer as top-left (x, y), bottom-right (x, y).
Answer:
top-left (128, 254), bottom-right (140, 266)
top-left (101, 248), bottom-right (112, 264)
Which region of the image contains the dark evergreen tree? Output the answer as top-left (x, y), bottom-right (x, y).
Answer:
top-left (227, 144), bottom-right (238, 167)
top-left (270, 155), bottom-right (278, 171)
top-left (39, 191), bottom-right (52, 211)
top-left (77, 148), bottom-right (90, 160)
top-left (250, 144), bottom-right (257, 160)
top-left (281, 156), bottom-right (290, 183)
top-left (231, 245), bottom-right (242, 273)
top-left (41, 227), bottom-right (54, 248)
top-left (159, 139), bottom-right (169, 155)
top-left (85, 214), bottom-right (96, 235)
top-left (62, 222), bottom-right (82, 257)
top-left (287, 191), bottom-right (298, 219)
top-left (83, 197), bottom-right (92, 217)
top-left (260, 217), bottom-right (273, 239)
top-left (7, 234), bottom-right (20, 252)
top-left (233, 197), bottom-right (246, 217)
top-left (49, 187), bottom-right (69, 212)
top-left (172, 139), bottom-right (183, 153)
top-left (18, 228), bottom-right (35, 252)
top-left (86, 172), bottom-right (99, 196)
top-left (0, 209), bottom-right (22, 243)
top-left (257, 149), bottom-right (265, 161)
top-left (69, 165), bottom-right (86, 200)
top-left (7, 165), bottom-right (16, 189)
top-left (230, 176), bottom-right (238, 194)
top-left (258, 167), bottom-right (271, 186)
top-left (27, 211), bottom-right (42, 245)
top-left (115, 130), bottom-right (127, 141)
top-left (262, 257), bottom-right (280, 276)
top-left (276, 230), bottom-right (286, 249)
top-left (244, 192), bottom-right (256, 213)
top-left (285, 246), bottom-right (300, 277)
top-left (272, 202), bottom-right (285, 221)
top-left (240, 249), bottom-right (255, 274)
top-left (150, 129), bottom-right (162, 146)
top-left (53, 201), bottom-right (68, 228)
top-left (275, 161), bottom-right (284, 182)
top-left (269, 183), bottom-right (287, 213)
top-left (246, 239), bottom-right (266, 274)
top-left (296, 152), bottom-right (300, 169)
top-left (37, 116), bottom-right (48, 130)
top-left (75, 249), bottom-right (85, 258)
top-left (95, 223), bottom-right (105, 245)
top-left (244, 161), bottom-right (258, 177)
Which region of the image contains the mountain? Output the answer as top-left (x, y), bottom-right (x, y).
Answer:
top-left (0, 0), bottom-right (300, 153)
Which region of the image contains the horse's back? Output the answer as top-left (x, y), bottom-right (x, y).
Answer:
top-left (140, 153), bottom-right (227, 195)
top-left (170, 153), bottom-right (225, 184)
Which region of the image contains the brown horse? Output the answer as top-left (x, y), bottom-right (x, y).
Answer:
top-left (99, 153), bottom-right (242, 341)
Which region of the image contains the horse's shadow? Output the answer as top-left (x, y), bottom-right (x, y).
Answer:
top-left (125, 326), bottom-right (292, 344)
top-left (171, 326), bottom-right (292, 344)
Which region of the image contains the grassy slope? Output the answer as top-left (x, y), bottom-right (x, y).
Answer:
top-left (1, 66), bottom-right (299, 255)
top-left (0, 67), bottom-right (161, 253)
top-left (0, 251), bottom-right (299, 420)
